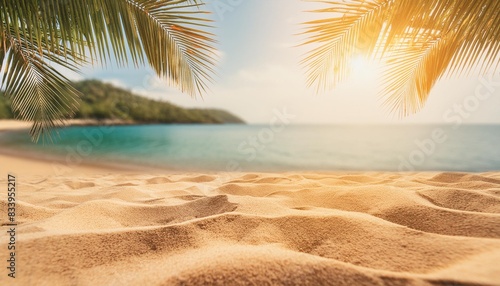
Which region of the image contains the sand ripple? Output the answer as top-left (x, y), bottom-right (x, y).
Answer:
top-left (1, 172), bottom-right (500, 285)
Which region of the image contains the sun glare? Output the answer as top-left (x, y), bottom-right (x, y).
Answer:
top-left (352, 56), bottom-right (366, 72)
top-left (351, 55), bottom-right (380, 80)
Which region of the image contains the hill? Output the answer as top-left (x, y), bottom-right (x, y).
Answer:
top-left (0, 80), bottom-right (245, 124)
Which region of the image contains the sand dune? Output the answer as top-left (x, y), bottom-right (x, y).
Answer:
top-left (1, 171), bottom-right (500, 285)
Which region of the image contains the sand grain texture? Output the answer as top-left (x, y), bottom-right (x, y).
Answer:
top-left (1, 171), bottom-right (500, 285)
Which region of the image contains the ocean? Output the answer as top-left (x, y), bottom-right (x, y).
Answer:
top-left (2, 124), bottom-right (500, 172)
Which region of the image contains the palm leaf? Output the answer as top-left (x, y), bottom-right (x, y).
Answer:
top-left (301, 0), bottom-right (388, 91)
top-left (0, 0), bottom-right (217, 141)
top-left (1, 32), bottom-right (81, 142)
top-left (302, 0), bottom-right (500, 116)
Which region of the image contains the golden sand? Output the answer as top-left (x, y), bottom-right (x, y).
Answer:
top-left (0, 151), bottom-right (499, 285)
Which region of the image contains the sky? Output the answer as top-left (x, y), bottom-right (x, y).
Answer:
top-left (68, 0), bottom-right (500, 125)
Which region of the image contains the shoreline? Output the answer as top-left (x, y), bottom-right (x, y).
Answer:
top-left (0, 119), bottom-right (224, 176)
top-left (0, 119), bottom-right (137, 133)
top-left (0, 147), bottom-right (152, 176)
top-left (1, 119), bottom-right (500, 175)
top-left (0, 120), bottom-right (164, 175)
top-left (0, 119), bottom-right (244, 133)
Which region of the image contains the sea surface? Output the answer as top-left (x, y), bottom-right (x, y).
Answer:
top-left (1, 124), bottom-right (500, 172)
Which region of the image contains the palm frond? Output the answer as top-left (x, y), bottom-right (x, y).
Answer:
top-left (0, 0), bottom-right (217, 141)
top-left (301, 0), bottom-right (388, 91)
top-left (381, 32), bottom-right (461, 115)
top-left (302, 0), bottom-right (500, 116)
top-left (1, 32), bottom-right (80, 142)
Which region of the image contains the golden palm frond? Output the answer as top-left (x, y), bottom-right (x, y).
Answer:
top-left (0, 0), bottom-right (217, 141)
top-left (302, 0), bottom-right (500, 116)
top-left (301, 0), bottom-right (387, 91)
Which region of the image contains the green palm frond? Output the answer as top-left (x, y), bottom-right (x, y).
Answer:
top-left (0, 0), bottom-right (217, 141)
top-left (302, 0), bottom-right (500, 116)
top-left (0, 27), bottom-right (83, 142)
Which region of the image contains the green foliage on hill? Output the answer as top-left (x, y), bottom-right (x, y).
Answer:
top-left (0, 80), bottom-right (244, 124)
top-left (0, 95), bottom-right (12, 119)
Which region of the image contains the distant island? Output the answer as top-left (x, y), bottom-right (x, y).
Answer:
top-left (0, 80), bottom-right (245, 125)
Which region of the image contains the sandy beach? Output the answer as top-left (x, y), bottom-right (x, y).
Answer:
top-left (1, 0), bottom-right (498, 284)
top-left (0, 148), bottom-right (498, 285)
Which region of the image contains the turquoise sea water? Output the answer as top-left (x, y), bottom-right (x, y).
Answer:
top-left (1, 124), bottom-right (500, 172)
